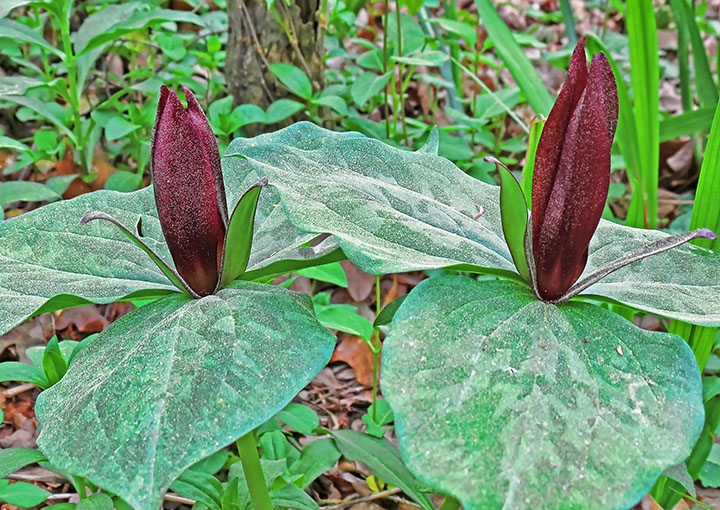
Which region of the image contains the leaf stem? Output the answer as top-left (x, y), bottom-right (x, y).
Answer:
top-left (237, 431), bottom-right (273, 510)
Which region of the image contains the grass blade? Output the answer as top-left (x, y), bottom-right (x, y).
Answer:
top-left (473, 0), bottom-right (553, 115)
top-left (625, 0), bottom-right (659, 228)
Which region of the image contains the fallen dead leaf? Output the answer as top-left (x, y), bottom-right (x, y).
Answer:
top-left (331, 334), bottom-right (376, 387)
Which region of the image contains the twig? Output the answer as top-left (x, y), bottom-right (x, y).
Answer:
top-left (238, 0), bottom-right (275, 101)
top-left (46, 493), bottom-right (75, 501)
top-left (2, 382), bottom-right (36, 398)
top-left (320, 488), bottom-right (404, 509)
top-left (277, 0), bottom-right (314, 81)
top-left (165, 493), bottom-right (196, 505)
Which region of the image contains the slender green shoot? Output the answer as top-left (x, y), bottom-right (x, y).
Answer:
top-left (237, 431), bottom-right (273, 510)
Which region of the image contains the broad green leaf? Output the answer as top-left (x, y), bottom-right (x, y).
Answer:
top-left (269, 63), bottom-right (312, 101)
top-left (0, 162), bottom-right (336, 335)
top-left (74, 7), bottom-right (204, 56)
top-left (0, 18), bottom-right (63, 57)
top-left (170, 470), bottom-right (223, 510)
top-left (296, 262), bottom-right (348, 287)
top-left (373, 295), bottom-right (407, 327)
top-left (382, 276), bottom-right (704, 510)
top-left (350, 72), bottom-right (391, 107)
top-left (0, 181), bottom-right (60, 207)
top-left (104, 116), bottom-right (140, 141)
top-left (312, 95), bottom-right (348, 116)
top-left (76, 493), bottom-right (114, 510)
top-left (0, 448), bottom-right (47, 478)
top-left (699, 444), bottom-right (720, 488)
top-left (0, 135), bottom-right (28, 152)
top-left (225, 123), bottom-right (720, 325)
top-left (328, 430), bottom-right (434, 510)
top-left (0, 480), bottom-right (49, 507)
top-left (265, 99), bottom-right (305, 124)
top-left (104, 170), bottom-right (142, 192)
top-left (0, 361), bottom-right (48, 387)
top-left (35, 281), bottom-right (335, 510)
top-left (431, 18), bottom-right (477, 45)
top-left (220, 178), bottom-right (267, 286)
top-left (276, 403), bottom-right (319, 434)
top-left (270, 484), bottom-right (318, 510)
top-left (289, 438), bottom-right (340, 489)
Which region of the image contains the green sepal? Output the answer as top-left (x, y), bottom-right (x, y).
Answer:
top-left (489, 157), bottom-right (530, 282)
top-left (220, 177), bottom-right (269, 287)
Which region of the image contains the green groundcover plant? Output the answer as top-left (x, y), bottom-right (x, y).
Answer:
top-left (2, 42), bottom-right (720, 510)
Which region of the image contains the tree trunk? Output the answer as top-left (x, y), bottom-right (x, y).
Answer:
top-left (226, 0), bottom-right (323, 131)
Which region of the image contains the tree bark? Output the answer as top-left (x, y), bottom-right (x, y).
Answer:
top-left (226, 0), bottom-right (323, 130)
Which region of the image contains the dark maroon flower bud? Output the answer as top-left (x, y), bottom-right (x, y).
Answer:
top-left (532, 41), bottom-right (619, 301)
top-left (152, 86), bottom-right (228, 297)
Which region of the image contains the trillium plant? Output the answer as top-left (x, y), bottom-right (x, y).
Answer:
top-left (2, 42), bottom-right (720, 510)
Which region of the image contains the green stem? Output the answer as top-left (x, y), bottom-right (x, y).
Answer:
top-left (73, 476), bottom-right (88, 499)
top-left (439, 495), bottom-right (461, 510)
top-left (383, 0), bottom-right (390, 139)
top-left (372, 274), bottom-right (382, 421)
top-left (57, 15), bottom-right (85, 168)
top-left (237, 431), bottom-right (273, 510)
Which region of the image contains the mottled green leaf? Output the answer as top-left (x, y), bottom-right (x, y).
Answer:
top-left (226, 123), bottom-right (720, 325)
top-left (36, 281), bottom-right (335, 510)
top-left (225, 122), bottom-right (514, 278)
top-left (0, 164), bottom-right (336, 336)
top-left (382, 276), bottom-right (704, 510)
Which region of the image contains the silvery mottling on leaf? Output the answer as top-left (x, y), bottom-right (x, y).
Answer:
top-left (490, 40), bottom-right (716, 303)
top-left (81, 86), bottom-right (268, 298)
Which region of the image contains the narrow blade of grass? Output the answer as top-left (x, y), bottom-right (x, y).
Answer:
top-left (473, 0), bottom-right (553, 116)
top-left (559, 0), bottom-right (577, 46)
top-left (669, 0), bottom-right (693, 111)
top-left (660, 106), bottom-right (715, 142)
top-left (626, 0), bottom-right (659, 228)
top-left (672, 0), bottom-right (718, 108)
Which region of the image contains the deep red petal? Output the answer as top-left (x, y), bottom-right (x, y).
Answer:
top-left (184, 87), bottom-right (228, 225)
top-left (151, 88), bottom-right (226, 296)
top-left (533, 53), bottom-right (618, 301)
top-left (532, 41), bottom-right (589, 236)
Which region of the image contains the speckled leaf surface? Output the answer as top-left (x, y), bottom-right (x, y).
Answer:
top-left (0, 165), bottom-right (332, 336)
top-left (382, 276), bottom-right (703, 510)
top-left (226, 123), bottom-right (720, 325)
top-left (35, 281), bottom-right (335, 510)
top-left (224, 122), bottom-right (515, 277)
top-left (582, 222), bottom-right (720, 325)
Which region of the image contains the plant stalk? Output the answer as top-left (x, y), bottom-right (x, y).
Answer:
top-left (237, 431), bottom-right (273, 510)
top-left (372, 274), bottom-right (382, 421)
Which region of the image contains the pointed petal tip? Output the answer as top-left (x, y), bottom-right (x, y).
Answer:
top-left (483, 155), bottom-right (510, 171)
top-left (695, 228), bottom-right (718, 241)
top-left (80, 211), bottom-right (109, 226)
top-left (257, 176), bottom-right (269, 187)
